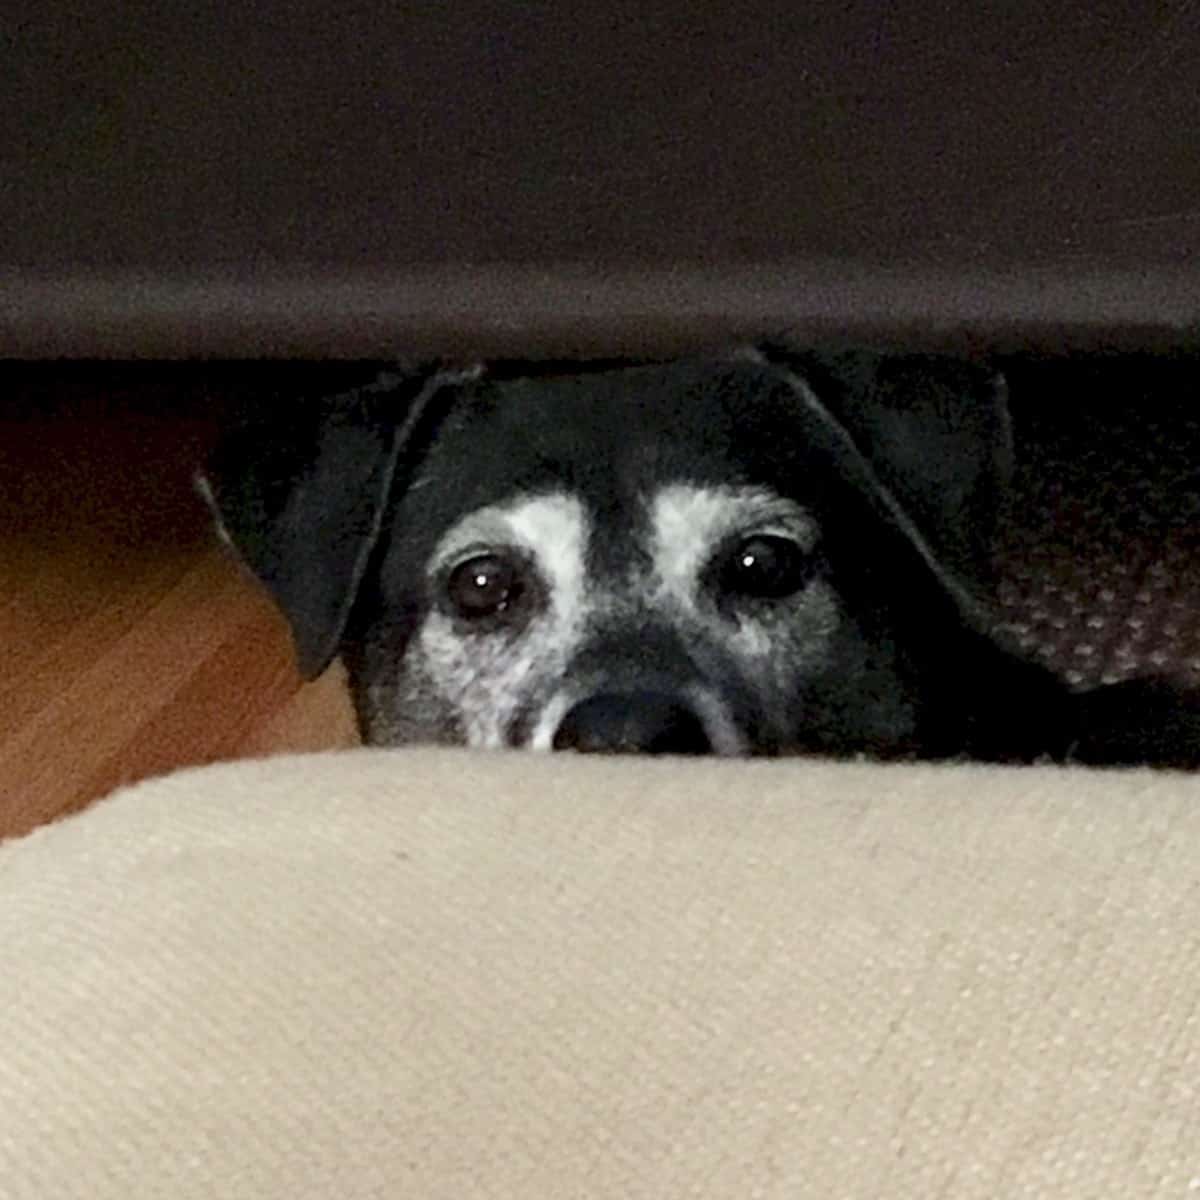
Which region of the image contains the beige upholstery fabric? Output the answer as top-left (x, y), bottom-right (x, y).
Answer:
top-left (4, 750), bottom-right (1200, 1197)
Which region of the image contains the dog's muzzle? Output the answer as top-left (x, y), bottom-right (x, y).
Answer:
top-left (552, 691), bottom-right (713, 755)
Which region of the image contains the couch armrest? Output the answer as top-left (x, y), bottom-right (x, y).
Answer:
top-left (4, 751), bottom-right (1199, 1196)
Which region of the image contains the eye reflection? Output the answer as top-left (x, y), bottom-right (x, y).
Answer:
top-left (446, 553), bottom-right (522, 618)
top-left (721, 535), bottom-right (810, 599)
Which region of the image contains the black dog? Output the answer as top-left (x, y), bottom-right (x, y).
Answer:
top-left (201, 345), bottom-right (1200, 766)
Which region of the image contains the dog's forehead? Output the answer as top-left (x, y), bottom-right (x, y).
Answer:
top-left (384, 357), bottom-right (838, 590)
top-left (415, 359), bottom-right (804, 509)
top-left (480, 358), bottom-right (774, 427)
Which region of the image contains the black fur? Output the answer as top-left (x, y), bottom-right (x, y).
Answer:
top-left (202, 348), bottom-right (1199, 767)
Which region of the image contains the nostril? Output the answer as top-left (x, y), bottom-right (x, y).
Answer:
top-left (552, 692), bottom-right (713, 755)
top-left (644, 710), bottom-right (712, 755)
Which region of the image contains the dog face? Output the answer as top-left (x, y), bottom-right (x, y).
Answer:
top-left (338, 356), bottom-right (1009, 757)
top-left (356, 481), bottom-right (894, 754)
top-left (204, 349), bottom-right (1034, 759)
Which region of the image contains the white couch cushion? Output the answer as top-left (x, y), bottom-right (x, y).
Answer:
top-left (3, 750), bottom-right (1199, 1197)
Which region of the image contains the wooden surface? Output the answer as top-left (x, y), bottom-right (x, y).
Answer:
top-left (0, 385), bottom-right (360, 840)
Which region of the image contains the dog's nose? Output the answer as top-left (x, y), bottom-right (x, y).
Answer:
top-left (552, 692), bottom-right (712, 755)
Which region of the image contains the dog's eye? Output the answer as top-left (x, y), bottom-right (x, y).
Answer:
top-left (721, 536), bottom-right (810, 599)
top-left (446, 553), bottom-right (523, 619)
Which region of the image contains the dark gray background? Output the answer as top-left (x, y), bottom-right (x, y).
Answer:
top-left (5, 3), bottom-right (1200, 356)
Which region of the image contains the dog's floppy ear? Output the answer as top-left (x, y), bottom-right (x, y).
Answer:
top-left (198, 365), bottom-right (480, 679)
top-left (749, 342), bottom-right (1013, 618)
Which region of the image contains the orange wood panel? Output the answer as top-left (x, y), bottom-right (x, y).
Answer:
top-left (0, 391), bottom-right (360, 840)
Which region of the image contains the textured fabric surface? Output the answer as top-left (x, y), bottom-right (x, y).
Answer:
top-left (4, 750), bottom-right (1200, 1198)
top-left (993, 362), bottom-right (1200, 691)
